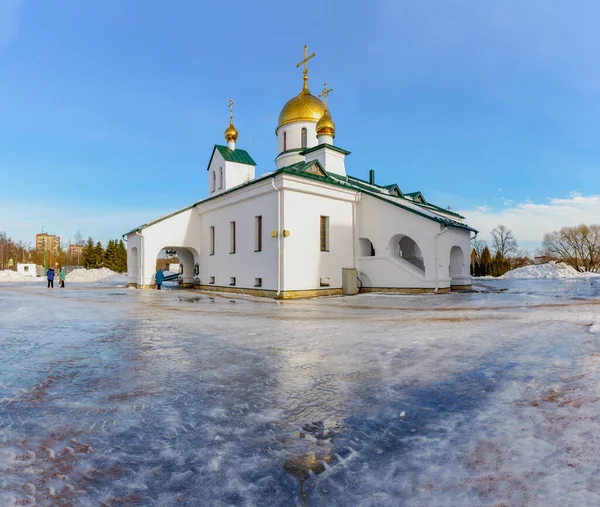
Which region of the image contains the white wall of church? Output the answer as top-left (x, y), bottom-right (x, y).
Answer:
top-left (280, 176), bottom-right (356, 291)
top-left (196, 179), bottom-right (279, 291)
top-left (356, 194), bottom-right (471, 290)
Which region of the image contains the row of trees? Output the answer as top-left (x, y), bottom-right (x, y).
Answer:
top-left (471, 225), bottom-right (522, 277)
top-left (542, 224), bottom-right (600, 273)
top-left (471, 223), bottom-right (600, 276)
top-left (0, 230), bottom-right (128, 273)
top-left (0, 232), bottom-right (32, 270)
top-left (82, 238), bottom-right (127, 272)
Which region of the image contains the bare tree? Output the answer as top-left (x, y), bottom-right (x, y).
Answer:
top-left (491, 225), bottom-right (518, 259)
top-left (471, 238), bottom-right (487, 262)
top-left (73, 229), bottom-right (84, 246)
top-left (541, 224), bottom-right (600, 272)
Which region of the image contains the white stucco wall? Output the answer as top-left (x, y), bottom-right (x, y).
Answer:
top-left (126, 170), bottom-right (472, 293)
top-left (207, 150), bottom-right (255, 196)
top-left (356, 194), bottom-right (471, 289)
top-left (303, 146), bottom-right (347, 177)
top-left (280, 175), bottom-right (357, 291)
top-left (196, 179), bottom-right (279, 291)
top-left (275, 121), bottom-right (319, 168)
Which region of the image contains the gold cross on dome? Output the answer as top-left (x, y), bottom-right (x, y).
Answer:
top-left (319, 83), bottom-right (333, 105)
top-left (296, 45), bottom-right (316, 89)
top-left (228, 98), bottom-right (234, 121)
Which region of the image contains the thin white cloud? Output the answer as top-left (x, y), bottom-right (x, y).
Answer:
top-left (0, 0), bottom-right (21, 49)
top-left (459, 192), bottom-right (600, 249)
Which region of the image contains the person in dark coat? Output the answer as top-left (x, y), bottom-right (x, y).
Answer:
top-left (47, 267), bottom-right (55, 288)
top-left (155, 268), bottom-right (164, 290)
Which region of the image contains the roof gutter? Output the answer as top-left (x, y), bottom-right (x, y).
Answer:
top-left (271, 178), bottom-right (282, 297)
top-left (434, 226), bottom-right (449, 293)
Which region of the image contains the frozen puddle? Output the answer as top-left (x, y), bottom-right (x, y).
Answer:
top-left (0, 280), bottom-right (600, 505)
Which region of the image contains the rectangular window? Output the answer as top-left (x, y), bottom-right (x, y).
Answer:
top-left (254, 277), bottom-right (262, 287)
top-left (230, 221), bottom-right (236, 254)
top-left (255, 215), bottom-right (262, 252)
top-left (320, 216), bottom-right (329, 252)
top-left (209, 276), bottom-right (215, 284)
top-left (230, 277), bottom-right (236, 286)
top-left (210, 226), bottom-right (215, 255)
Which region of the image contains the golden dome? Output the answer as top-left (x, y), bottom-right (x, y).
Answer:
top-left (316, 106), bottom-right (335, 138)
top-left (277, 87), bottom-right (324, 131)
top-left (224, 120), bottom-right (238, 142)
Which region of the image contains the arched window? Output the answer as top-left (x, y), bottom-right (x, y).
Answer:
top-left (211, 171), bottom-right (216, 193)
top-left (219, 167), bottom-right (223, 189)
top-left (301, 128), bottom-right (307, 148)
top-left (283, 132), bottom-right (287, 151)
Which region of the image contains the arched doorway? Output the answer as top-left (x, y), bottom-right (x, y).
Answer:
top-left (128, 246), bottom-right (138, 286)
top-left (156, 246), bottom-right (199, 288)
top-left (388, 234), bottom-right (425, 272)
top-left (450, 246), bottom-right (464, 281)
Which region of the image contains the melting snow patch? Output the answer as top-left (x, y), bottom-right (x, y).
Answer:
top-left (0, 270), bottom-right (40, 282)
top-left (66, 268), bottom-right (126, 283)
top-left (490, 262), bottom-right (600, 280)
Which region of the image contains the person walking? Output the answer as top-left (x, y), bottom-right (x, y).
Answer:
top-left (59, 267), bottom-right (66, 288)
top-left (155, 268), bottom-right (164, 290)
top-left (47, 267), bottom-right (55, 288)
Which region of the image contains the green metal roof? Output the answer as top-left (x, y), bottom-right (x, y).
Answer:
top-left (299, 143), bottom-right (351, 156)
top-left (125, 160), bottom-right (475, 236)
top-left (206, 145), bottom-right (256, 171)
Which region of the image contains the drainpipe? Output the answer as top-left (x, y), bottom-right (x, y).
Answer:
top-left (271, 178), bottom-right (282, 296)
top-left (352, 192), bottom-right (361, 268)
top-left (433, 226), bottom-right (449, 293)
top-left (134, 231), bottom-right (144, 288)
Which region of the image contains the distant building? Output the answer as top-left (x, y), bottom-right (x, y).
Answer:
top-left (36, 233), bottom-right (60, 253)
top-left (534, 255), bottom-right (548, 265)
top-left (69, 244), bottom-right (84, 257)
top-left (16, 263), bottom-right (37, 277)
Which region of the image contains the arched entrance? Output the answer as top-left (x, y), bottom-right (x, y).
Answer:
top-left (450, 246), bottom-right (464, 283)
top-left (388, 234), bottom-right (425, 272)
top-left (156, 246), bottom-right (199, 288)
top-left (128, 246), bottom-right (138, 286)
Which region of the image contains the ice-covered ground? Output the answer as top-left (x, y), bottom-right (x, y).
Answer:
top-left (1, 279), bottom-right (600, 505)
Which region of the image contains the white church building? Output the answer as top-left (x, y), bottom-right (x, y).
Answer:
top-left (124, 47), bottom-right (476, 298)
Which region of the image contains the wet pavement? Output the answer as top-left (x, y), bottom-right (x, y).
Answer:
top-left (1, 279), bottom-right (600, 505)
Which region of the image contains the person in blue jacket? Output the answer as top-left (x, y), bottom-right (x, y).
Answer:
top-left (47, 267), bottom-right (55, 288)
top-left (155, 268), bottom-right (164, 290)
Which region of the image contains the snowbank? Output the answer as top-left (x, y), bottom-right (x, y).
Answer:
top-left (496, 261), bottom-right (600, 280)
top-left (0, 270), bottom-right (39, 282)
top-left (66, 268), bottom-right (126, 283)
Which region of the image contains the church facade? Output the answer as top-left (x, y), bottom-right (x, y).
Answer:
top-left (124, 48), bottom-right (476, 298)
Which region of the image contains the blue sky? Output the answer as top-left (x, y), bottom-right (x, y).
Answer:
top-left (1, 0), bottom-right (599, 252)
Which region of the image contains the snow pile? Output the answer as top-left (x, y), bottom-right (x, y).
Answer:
top-left (0, 270), bottom-right (38, 282)
top-left (66, 267), bottom-right (126, 283)
top-left (501, 261), bottom-right (600, 280)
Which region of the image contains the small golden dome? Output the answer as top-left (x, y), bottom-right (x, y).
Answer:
top-left (224, 121), bottom-right (238, 142)
top-left (316, 106), bottom-right (335, 138)
top-left (277, 87), bottom-right (324, 131)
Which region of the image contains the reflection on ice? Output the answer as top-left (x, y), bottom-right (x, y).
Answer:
top-left (0, 280), bottom-right (599, 505)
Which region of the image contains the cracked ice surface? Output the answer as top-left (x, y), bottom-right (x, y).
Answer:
top-left (0, 279), bottom-right (600, 505)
